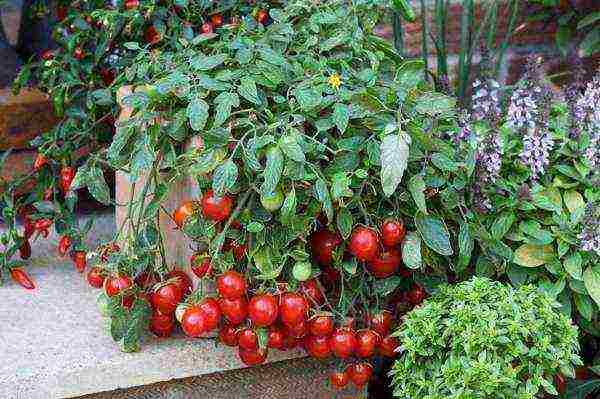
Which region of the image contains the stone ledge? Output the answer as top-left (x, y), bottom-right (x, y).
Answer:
top-left (0, 213), bottom-right (309, 399)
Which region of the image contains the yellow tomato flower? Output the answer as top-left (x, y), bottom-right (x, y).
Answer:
top-left (328, 73), bottom-right (342, 89)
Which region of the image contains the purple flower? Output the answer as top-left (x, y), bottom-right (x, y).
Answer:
top-left (472, 79), bottom-right (502, 123)
top-left (507, 86), bottom-right (541, 130)
top-left (520, 127), bottom-right (554, 180)
top-left (574, 75), bottom-right (600, 172)
top-left (579, 203), bottom-right (600, 255)
top-left (476, 132), bottom-right (502, 184)
top-left (455, 109), bottom-right (473, 144)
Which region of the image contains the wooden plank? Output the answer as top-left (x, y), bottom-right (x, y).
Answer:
top-left (0, 88), bottom-right (59, 150)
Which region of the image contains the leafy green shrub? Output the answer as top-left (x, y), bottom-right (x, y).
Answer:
top-left (390, 277), bottom-right (582, 398)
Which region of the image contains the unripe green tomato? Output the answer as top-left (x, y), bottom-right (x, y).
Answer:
top-left (293, 262), bottom-right (312, 282)
top-left (260, 188), bottom-right (284, 212)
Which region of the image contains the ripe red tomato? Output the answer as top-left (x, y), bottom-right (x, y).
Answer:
top-left (71, 251), bottom-right (87, 273)
top-left (201, 190), bottom-right (233, 222)
top-left (60, 166), bottom-right (76, 192)
top-left (309, 315), bottom-right (334, 337)
top-left (256, 9), bottom-right (269, 25)
top-left (267, 326), bottom-right (285, 350)
top-left (329, 328), bottom-right (357, 358)
top-left (33, 153), bottom-right (48, 171)
top-left (305, 335), bottom-right (331, 359)
top-left (301, 279), bottom-right (325, 305)
top-left (348, 363), bottom-right (373, 388)
top-left (19, 240), bottom-right (31, 260)
top-left (239, 347), bottom-right (267, 366)
top-left (150, 311), bottom-right (174, 338)
top-left (87, 267), bottom-right (105, 288)
top-left (349, 227), bottom-right (379, 261)
top-left (201, 22), bottom-right (214, 34)
top-left (150, 282), bottom-right (183, 315)
top-left (329, 370), bottom-right (349, 389)
top-left (73, 46), bottom-right (85, 60)
top-left (173, 200), bottom-right (197, 228)
top-left (10, 268), bottom-right (35, 290)
top-left (238, 328), bottom-right (259, 350)
top-left (279, 292), bottom-right (309, 327)
top-left (378, 335), bottom-right (399, 358)
top-left (181, 306), bottom-right (207, 338)
top-left (216, 270), bottom-right (247, 299)
top-left (144, 25), bottom-right (161, 45)
top-left (219, 296), bottom-right (248, 325)
top-left (406, 283), bottom-right (426, 305)
top-left (198, 297), bottom-right (221, 332)
top-left (124, 0), bottom-right (139, 10)
top-left (367, 247), bottom-right (401, 279)
top-left (210, 13), bottom-right (224, 27)
top-left (219, 324), bottom-right (239, 347)
top-left (58, 235), bottom-right (71, 257)
top-left (310, 229), bottom-right (342, 266)
top-left (381, 219), bottom-right (406, 247)
top-left (230, 242), bottom-right (247, 261)
top-left (191, 253), bottom-right (212, 278)
top-left (105, 275), bottom-right (133, 297)
top-left (248, 294), bottom-right (278, 327)
top-left (166, 269), bottom-right (193, 295)
top-left (355, 330), bottom-right (379, 358)
top-left (369, 311), bottom-right (393, 337)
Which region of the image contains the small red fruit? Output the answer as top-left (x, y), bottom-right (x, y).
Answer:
top-left (367, 247), bottom-right (401, 279)
top-left (210, 14), bottom-right (224, 27)
top-left (348, 363), bottom-right (373, 388)
top-left (201, 190), bottom-right (233, 222)
top-left (216, 270), bottom-right (247, 300)
top-left (369, 311), bottom-right (393, 337)
top-left (301, 279), bottom-right (325, 305)
top-left (256, 9), bottom-right (269, 25)
top-left (73, 46), bottom-right (85, 60)
top-left (219, 296), bottom-right (248, 325)
top-left (201, 22), bottom-right (213, 34)
top-left (406, 283), bottom-right (426, 305)
top-left (239, 347), bottom-right (267, 366)
top-left (124, 0), bottom-right (139, 10)
top-left (355, 330), bottom-right (379, 358)
top-left (329, 328), bottom-right (357, 358)
top-left (238, 328), bottom-right (259, 350)
top-left (330, 370), bottom-right (349, 389)
top-left (166, 269), bottom-right (193, 295)
top-left (58, 235), bottom-right (72, 257)
top-left (381, 219), bottom-right (406, 247)
top-left (150, 311), bottom-right (174, 337)
top-left (309, 315), bottom-right (334, 337)
top-left (150, 282), bottom-right (183, 315)
top-left (41, 50), bottom-right (55, 61)
top-left (248, 294), bottom-right (278, 327)
top-left (173, 200), bottom-right (197, 228)
top-left (105, 275), bottom-right (133, 297)
top-left (267, 326), bottom-right (285, 350)
top-left (230, 242), bottom-right (247, 261)
top-left (71, 250), bottom-right (87, 273)
top-left (198, 297), bottom-right (221, 332)
top-left (144, 25), bottom-right (161, 45)
top-left (10, 268), bottom-right (35, 290)
top-left (181, 306), bottom-right (207, 338)
top-left (87, 267), bottom-right (105, 288)
top-left (349, 227), bottom-right (379, 261)
top-left (19, 240), bottom-right (31, 260)
top-left (310, 229), bottom-right (342, 266)
top-left (378, 335), bottom-right (399, 358)
top-left (191, 253), bottom-right (212, 278)
top-left (305, 335), bottom-right (331, 359)
top-left (33, 153), bottom-right (48, 172)
top-left (279, 292), bottom-right (309, 327)
top-left (60, 166), bottom-right (76, 192)
top-left (219, 324), bottom-right (239, 346)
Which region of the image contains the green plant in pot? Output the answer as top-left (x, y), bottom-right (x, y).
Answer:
top-left (390, 277), bottom-right (582, 398)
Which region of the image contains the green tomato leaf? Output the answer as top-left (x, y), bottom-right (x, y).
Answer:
top-left (333, 103), bottom-right (350, 133)
top-left (415, 213), bottom-right (453, 256)
top-left (191, 53), bottom-right (227, 70)
top-left (380, 133), bottom-right (410, 197)
top-left (212, 160), bottom-right (238, 198)
top-left (238, 76), bottom-right (260, 105)
top-left (373, 276), bottom-right (402, 296)
top-left (261, 146), bottom-right (283, 195)
top-left (187, 97), bottom-right (209, 131)
top-left (408, 174), bottom-right (427, 214)
top-left (402, 231), bottom-right (422, 269)
top-left (336, 207), bottom-right (353, 240)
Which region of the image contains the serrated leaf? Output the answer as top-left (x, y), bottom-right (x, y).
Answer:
top-left (212, 160), bottom-right (238, 197)
top-left (261, 147), bottom-right (283, 195)
top-left (333, 103), bottom-right (349, 133)
top-left (238, 76), bottom-right (260, 105)
top-left (191, 54), bottom-right (227, 70)
top-left (336, 208), bottom-right (353, 239)
top-left (213, 92), bottom-right (239, 127)
top-left (402, 231), bottom-right (422, 269)
top-left (187, 97), bottom-right (209, 131)
top-left (408, 175), bottom-right (427, 214)
top-left (431, 152), bottom-right (459, 172)
top-left (380, 134), bottom-right (410, 197)
top-left (584, 266), bottom-right (600, 308)
top-left (415, 92), bottom-right (456, 116)
top-left (280, 187), bottom-right (296, 224)
top-left (246, 222), bottom-right (265, 233)
top-left (279, 134), bottom-right (305, 162)
top-left (330, 172), bottom-right (352, 200)
top-left (314, 178), bottom-right (333, 222)
top-left (373, 276), bottom-right (402, 296)
top-left (415, 213), bottom-right (453, 256)
top-left (513, 244), bottom-right (555, 267)
top-left (87, 166), bottom-right (111, 205)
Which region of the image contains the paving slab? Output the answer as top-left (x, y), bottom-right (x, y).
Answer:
top-left (0, 213), bottom-right (318, 399)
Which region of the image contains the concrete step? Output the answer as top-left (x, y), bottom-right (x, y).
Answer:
top-left (0, 212), bottom-right (364, 399)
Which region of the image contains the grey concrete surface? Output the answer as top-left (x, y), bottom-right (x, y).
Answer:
top-left (0, 213), bottom-right (306, 399)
